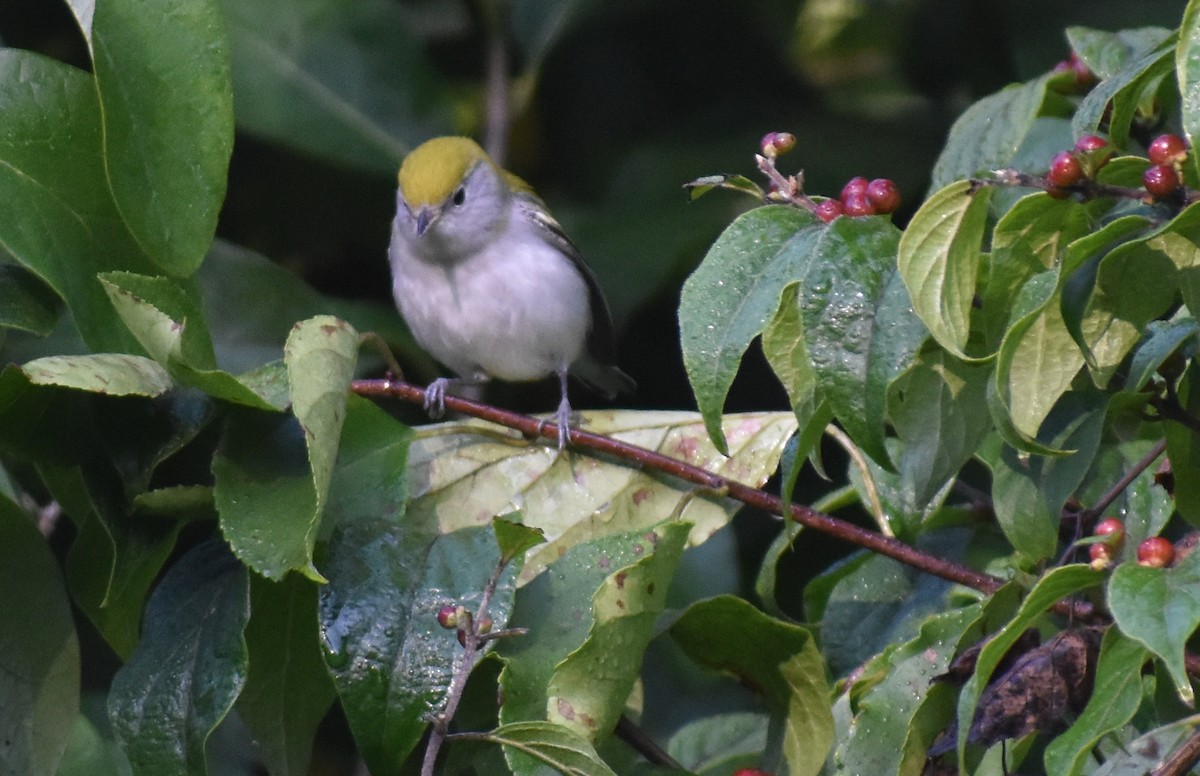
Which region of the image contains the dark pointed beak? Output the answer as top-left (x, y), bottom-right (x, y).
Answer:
top-left (415, 207), bottom-right (434, 236)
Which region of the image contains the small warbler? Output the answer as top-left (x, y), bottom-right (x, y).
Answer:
top-left (388, 136), bottom-right (635, 449)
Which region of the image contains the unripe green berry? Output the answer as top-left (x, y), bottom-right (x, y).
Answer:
top-left (437, 605), bottom-right (459, 629)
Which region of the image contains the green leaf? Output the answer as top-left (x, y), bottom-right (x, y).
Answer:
top-left (0, 50), bottom-right (149, 353)
top-left (837, 606), bottom-right (981, 776)
top-left (1042, 627), bottom-right (1149, 776)
top-left (665, 712), bottom-right (768, 775)
top-left (670, 596), bottom-right (832, 776)
top-left (1166, 365), bottom-right (1200, 524)
top-left (20, 354), bottom-right (171, 398)
top-left (322, 521), bottom-right (517, 774)
top-left (1181, 0), bottom-right (1200, 177)
top-left (0, 500), bottom-right (80, 776)
top-left (494, 517), bottom-right (548, 565)
top-left (99, 273), bottom-right (282, 410)
top-left (1149, 202), bottom-right (1200, 318)
top-left (1108, 546), bottom-right (1200, 704)
top-left (800, 216), bottom-right (920, 466)
top-left (1070, 26), bottom-right (1174, 80)
top-left (406, 411), bottom-right (796, 584)
top-left (219, 0), bottom-right (452, 174)
top-left (990, 391), bottom-right (1109, 562)
top-left (1073, 35), bottom-right (1175, 149)
top-left (817, 529), bottom-right (974, 677)
top-left (482, 721), bottom-right (618, 776)
top-left (1126, 318), bottom-right (1198, 392)
top-left (80, 0), bottom-right (233, 274)
top-left (0, 264), bottom-right (59, 336)
top-left (546, 522), bottom-right (689, 741)
top-left (237, 573), bottom-right (336, 776)
top-left (889, 349), bottom-right (992, 507)
top-left (197, 240), bottom-right (422, 376)
top-left (980, 193), bottom-right (1093, 348)
top-left (213, 408), bottom-right (325, 582)
top-left (897, 180), bottom-right (992, 360)
top-left (285, 315), bottom-right (358, 536)
top-left (930, 74), bottom-right (1054, 190)
top-left (107, 540), bottom-right (250, 776)
top-left (680, 205), bottom-right (822, 452)
top-left (496, 525), bottom-right (681, 762)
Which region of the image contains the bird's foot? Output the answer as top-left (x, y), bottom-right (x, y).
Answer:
top-left (424, 377), bottom-right (450, 419)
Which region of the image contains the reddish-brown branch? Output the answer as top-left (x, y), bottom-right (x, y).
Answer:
top-left (351, 378), bottom-right (1003, 594)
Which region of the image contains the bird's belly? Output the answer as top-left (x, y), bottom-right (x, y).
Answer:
top-left (394, 242), bottom-right (591, 382)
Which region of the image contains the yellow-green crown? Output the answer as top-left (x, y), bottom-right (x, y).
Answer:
top-left (397, 136), bottom-right (534, 206)
top-left (397, 137), bottom-right (491, 207)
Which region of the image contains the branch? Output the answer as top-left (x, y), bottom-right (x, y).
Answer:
top-left (1151, 726), bottom-right (1200, 776)
top-left (351, 378), bottom-right (1002, 594)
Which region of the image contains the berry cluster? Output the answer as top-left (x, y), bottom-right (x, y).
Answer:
top-left (1143, 133), bottom-right (1189, 199)
top-left (1044, 134), bottom-right (1114, 197)
top-left (756, 132), bottom-right (901, 223)
top-left (814, 177), bottom-right (902, 223)
top-left (1087, 517), bottom-right (1176, 570)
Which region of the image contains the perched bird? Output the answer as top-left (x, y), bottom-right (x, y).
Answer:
top-left (388, 136), bottom-right (634, 450)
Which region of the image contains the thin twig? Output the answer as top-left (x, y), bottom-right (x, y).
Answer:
top-left (421, 555), bottom-right (512, 776)
top-left (1150, 725), bottom-right (1200, 776)
top-left (614, 715), bottom-right (685, 769)
top-left (1086, 439), bottom-right (1168, 521)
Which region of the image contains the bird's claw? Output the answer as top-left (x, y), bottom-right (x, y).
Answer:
top-left (424, 378), bottom-right (450, 419)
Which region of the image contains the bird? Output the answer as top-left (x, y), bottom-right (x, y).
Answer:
top-left (388, 136), bottom-right (635, 450)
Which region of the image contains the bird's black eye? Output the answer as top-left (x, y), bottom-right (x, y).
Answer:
top-left (452, 187), bottom-right (466, 206)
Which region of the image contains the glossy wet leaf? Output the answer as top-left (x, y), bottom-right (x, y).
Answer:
top-left (679, 205), bottom-right (822, 452)
top-left (107, 541), bottom-right (249, 776)
top-left (0, 49), bottom-right (149, 353)
top-left (1181, 0), bottom-right (1200, 178)
top-left (80, 0), bottom-right (233, 275)
top-left (406, 410), bottom-right (796, 583)
top-left (799, 216), bottom-right (921, 466)
top-left (546, 521), bottom-right (688, 741)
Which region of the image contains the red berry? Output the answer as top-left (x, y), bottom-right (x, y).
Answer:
top-left (1148, 134), bottom-right (1188, 165)
top-left (1137, 536), bottom-right (1175, 568)
top-left (814, 199), bottom-right (843, 223)
top-left (733, 770), bottom-right (774, 776)
top-left (841, 190), bottom-right (876, 217)
top-left (866, 178), bottom-right (901, 214)
top-left (1074, 135), bottom-right (1108, 154)
top-left (1046, 151), bottom-right (1084, 188)
top-left (760, 131), bottom-right (796, 159)
top-left (1143, 164), bottom-right (1181, 197)
top-left (436, 605), bottom-right (459, 629)
top-left (1094, 517), bottom-right (1125, 544)
top-left (841, 176), bottom-right (869, 201)
top-left (1089, 542), bottom-right (1114, 569)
